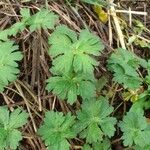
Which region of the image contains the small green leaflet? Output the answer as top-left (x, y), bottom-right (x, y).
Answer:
top-left (38, 111), bottom-right (76, 150)
top-left (0, 41), bottom-right (23, 92)
top-left (8, 8), bottom-right (31, 36)
top-left (48, 25), bottom-right (104, 77)
top-left (95, 76), bottom-right (108, 93)
top-left (46, 72), bottom-right (96, 104)
top-left (107, 48), bottom-right (145, 89)
top-left (82, 139), bottom-right (112, 150)
top-left (134, 144), bottom-right (150, 150)
top-left (0, 8), bottom-right (30, 39)
top-left (75, 97), bottom-right (117, 143)
top-left (0, 107), bottom-right (28, 150)
top-left (0, 8), bottom-right (58, 40)
top-left (0, 29), bottom-right (9, 41)
top-left (27, 8), bottom-right (59, 32)
top-left (119, 110), bottom-right (150, 147)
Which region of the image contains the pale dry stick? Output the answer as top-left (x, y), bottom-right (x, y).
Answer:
top-left (17, 80), bottom-right (38, 104)
top-left (108, 9), bottom-right (113, 46)
top-left (136, 35), bottom-right (150, 43)
top-left (14, 82), bottom-right (37, 132)
top-left (129, 7), bottom-right (132, 27)
top-left (37, 29), bottom-right (42, 112)
top-left (0, 11), bottom-right (20, 17)
top-left (52, 96), bottom-right (56, 110)
top-left (109, 0), bottom-right (126, 49)
top-left (6, 85), bottom-right (43, 118)
top-left (115, 10), bottom-right (147, 16)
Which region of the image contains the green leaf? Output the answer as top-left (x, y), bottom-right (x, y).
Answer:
top-left (8, 22), bottom-right (26, 36)
top-left (0, 30), bottom-right (9, 41)
top-left (8, 8), bottom-right (30, 36)
top-left (93, 139), bottom-right (111, 150)
top-left (49, 25), bottom-right (104, 77)
top-left (38, 111), bottom-right (76, 150)
top-left (134, 144), bottom-right (150, 150)
top-left (75, 97), bottom-right (117, 143)
top-left (107, 48), bottom-right (143, 89)
top-left (95, 76), bottom-right (108, 93)
top-left (9, 108), bottom-right (29, 129)
top-left (27, 8), bottom-right (58, 31)
top-left (20, 8), bottom-right (31, 21)
top-left (8, 129), bottom-right (22, 150)
top-left (82, 139), bottom-right (111, 150)
top-left (119, 110), bottom-right (150, 147)
top-left (0, 107), bottom-right (28, 150)
top-left (0, 41), bottom-right (23, 92)
top-left (46, 72), bottom-right (96, 104)
top-left (82, 144), bottom-right (92, 150)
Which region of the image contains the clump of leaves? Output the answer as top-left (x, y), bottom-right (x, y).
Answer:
top-left (8, 8), bottom-right (31, 37)
top-left (0, 8), bottom-right (30, 41)
top-left (119, 109), bottom-right (150, 148)
top-left (47, 25), bottom-right (104, 104)
top-left (48, 25), bottom-right (104, 77)
top-left (0, 41), bottom-right (23, 92)
top-left (38, 111), bottom-right (76, 150)
top-left (82, 139), bottom-right (111, 150)
top-left (74, 97), bottom-right (117, 143)
top-left (122, 88), bottom-right (142, 103)
top-left (134, 144), bottom-right (150, 150)
top-left (27, 8), bottom-right (58, 32)
top-left (0, 107), bottom-right (28, 150)
top-left (107, 48), bottom-right (146, 89)
top-left (0, 8), bottom-right (58, 41)
top-left (46, 72), bottom-right (96, 104)
top-left (127, 20), bottom-right (150, 48)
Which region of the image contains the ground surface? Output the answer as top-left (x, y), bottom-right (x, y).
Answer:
top-left (0, 0), bottom-right (150, 150)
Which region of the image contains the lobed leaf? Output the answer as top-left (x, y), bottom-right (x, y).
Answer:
top-left (0, 41), bottom-right (23, 92)
top-left (119, 110), bottom-right (150, 147)
top-left (107, 48), bottom-right (144, 89)
top-left (0, 107), bottom-right (28, 150)
top-left (27, 8), bottom-right (59, 32)
top-left (75, 97), bottom-right (117, 143)
top-left (38, 111), bottom-right (76, 150)
top-left (46, 72), bottom-right (96, 104)
top-left (49, 25), bottom-right (104, 77)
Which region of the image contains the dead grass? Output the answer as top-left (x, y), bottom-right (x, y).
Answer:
top-left (0, 0), bottom-right (149, 149)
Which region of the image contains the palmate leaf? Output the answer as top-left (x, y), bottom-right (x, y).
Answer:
top-left (0, 29), bottom-right (9, 41)
top-left (8, 8), bottom-right (31, 36)
top-left (107, 48), bottom-right (144, 89)
top-left (0, 107), bottom-right (28, 150)
top-left (93, 139), bottom-right (111, 150)
top-left (119, 110), bottom-right (150, 147)
top-left (134, 144), bottom-right (150, 150)
top-left (0, 8), bottom-right (58, 40)
top-left (38, 111), bottom-right (76, 150)
top-left (0, 41), bottom-right (23, 92)
top-left (0, 8), bottom-right (30, 39)
top-left (27, 8), bottom-right (59, 32)
top-left (48, 25), bottom-right (104, 77)
top-left (75, 97), bottom-right (117, 143)
top-left (82, 139), bottom-right (111, 150)
top-left (46, 72), bottom-right (96, 104)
